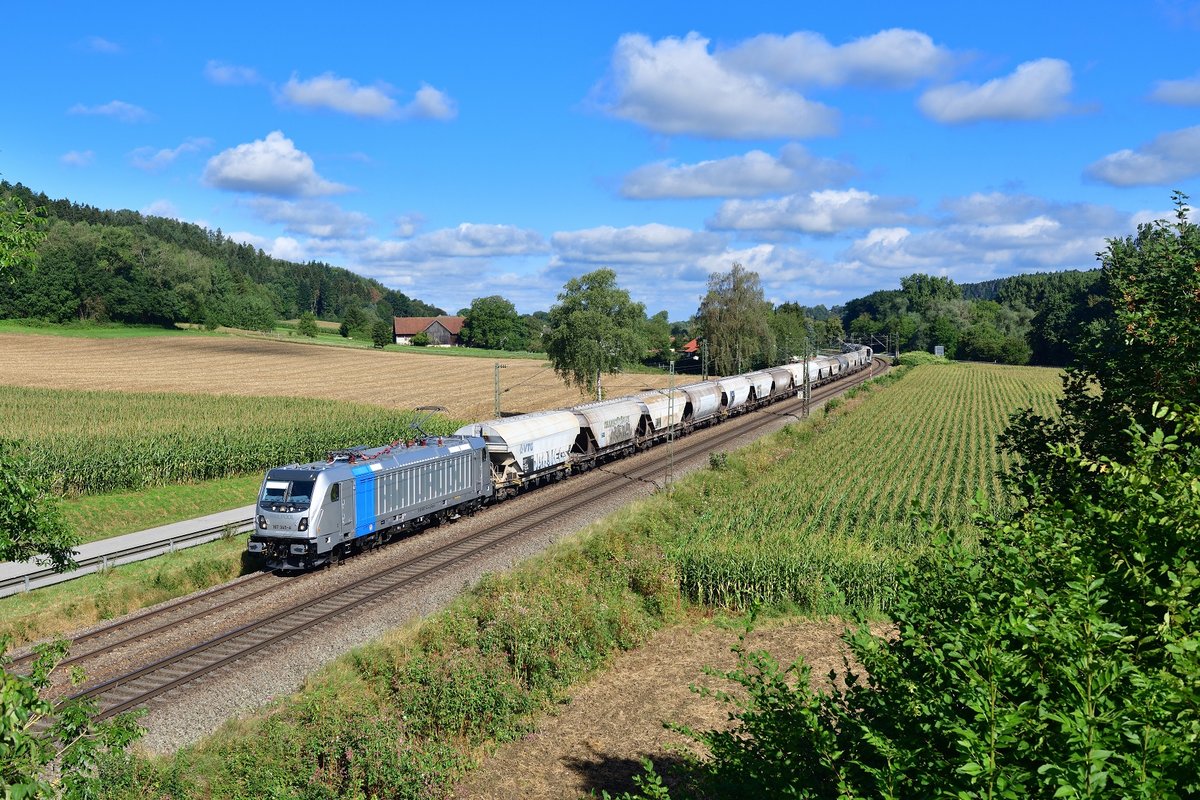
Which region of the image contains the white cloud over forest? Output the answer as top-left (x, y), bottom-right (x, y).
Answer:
top-left (203, 131), bottom-right (349, 197)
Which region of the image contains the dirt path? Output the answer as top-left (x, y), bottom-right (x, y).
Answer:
top-left (453, 618), bottom-right (889, 800)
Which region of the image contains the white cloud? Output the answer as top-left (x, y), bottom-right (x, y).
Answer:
top-left (129, 137), bottom-right (213, 171)
top-left (227, 231), bottom-right (307, 261)
top-left (709, 189), bottom-right (915, 233)
top-left (267, 236), bottom-right (306, 262)
top-left (722, 28), bottom-right (952, 88)
top-left (142, 199), bottom-right (181, 219)
top-left (354, 224), bottom-right (547, 263)
top-left (599, 32), bottom-right (838, 139)
top-left (918, 58), bottom-right (1074, 123)
top-left (282, 73), bottom-right (397, 117)
top-left (1084, 125), bottom-right (1200, 186)
top-left (67, 100), bottom-right (151, 123)
top-left (242, 197), bottom-right (373, 238)
top-left (393, 213), bottom-right (424, 238)
top-left (203, 131), bottom-right (350, 197)
top-left (60, 150), bottom-right (94, 167)
top-left (620, 144), bottom-right (856, 199)
top-left (205, 60), bottom-right (262, 86)
top-left (551, 223), bottom-right (726, 265)
top-left (281, 73), bottom-right (457, 120)
top-left (84, 36), bottom-right (121, 54)
top-left (406, 83), bottom-right (457, 120)
top-left (843, 193), bottom-right (1127, 277)
top-left (1150, 73), bottom-right (1200, 105)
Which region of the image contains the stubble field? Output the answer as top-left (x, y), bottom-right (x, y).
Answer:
top-left (0, 332), bottom-right (671, 422)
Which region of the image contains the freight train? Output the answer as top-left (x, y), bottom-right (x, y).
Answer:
top-left (247, 345), bottom-right (873, 570)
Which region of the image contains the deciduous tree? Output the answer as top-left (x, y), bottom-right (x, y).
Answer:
top-left (545, 268), bottom-right (647, 397)
top-left (461, 295), bottom-right (524, 350)
top-left (696, 263), bottom-right (775, 375)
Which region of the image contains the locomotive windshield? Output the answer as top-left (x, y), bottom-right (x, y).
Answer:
top-left (259, 479), bottom-right (316, 508)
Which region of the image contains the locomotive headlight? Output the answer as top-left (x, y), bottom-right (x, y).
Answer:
top-left (257, 515), bottom-right (267, 529)
top-left (298, 516), bottom-right (309, 532)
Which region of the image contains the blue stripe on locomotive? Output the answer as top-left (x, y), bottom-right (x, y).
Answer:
top-left (351, 464), bottom-right (376, 537)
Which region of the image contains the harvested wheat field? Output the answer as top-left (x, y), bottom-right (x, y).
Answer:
top-left (0, 333), bottom-right (673, 420)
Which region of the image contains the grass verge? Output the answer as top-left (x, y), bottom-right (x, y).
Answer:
top-left (0, 534), bottom-right (252, 648)
top-left (61, 475), bottom-right (261, 545)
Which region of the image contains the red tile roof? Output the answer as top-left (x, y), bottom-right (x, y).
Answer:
top-left (393, 316), bottom-right (465, 336)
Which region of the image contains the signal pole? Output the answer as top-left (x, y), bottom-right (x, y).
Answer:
top-left (803, 337), bottom-right (812, 419)
top-left (494, 361), bottom-right (507, 417)
top-left (667, 358), bottom-right (675, 490)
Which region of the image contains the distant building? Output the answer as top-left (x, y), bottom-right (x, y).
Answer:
top-left (393, 316), bottom-right (465, 346)
top-left (679, 338), bottom-right (700, 354)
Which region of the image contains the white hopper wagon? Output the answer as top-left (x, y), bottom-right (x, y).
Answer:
top-left (716, 375), bottom-right (752, 413)
top-left (635, 389), bottom-right (688, 439)
top-left (744, 371), bottom-right (775, 403)
top-left (678, 382), bottom-right (722, 425)
top-left (570, 397), bottom-right (645, 455)
top-left (454, 409), bottom-right (579, 492)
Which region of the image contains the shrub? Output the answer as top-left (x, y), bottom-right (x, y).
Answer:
top-left (411, 331), bottom-right (431, 347)
top-left (657, 405), bottom-right (1200, 799)
top-left (296, 312), bottom-right (319, 338)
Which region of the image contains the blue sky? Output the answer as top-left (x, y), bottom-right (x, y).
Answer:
top-left (4, 1), bottom-right (1199, 320)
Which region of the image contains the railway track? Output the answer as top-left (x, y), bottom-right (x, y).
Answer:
top-left (62, 358), bottom-right (887, 721)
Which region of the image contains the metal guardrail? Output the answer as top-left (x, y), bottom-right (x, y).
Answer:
top-left (0, 517), bottom-right (254, 600)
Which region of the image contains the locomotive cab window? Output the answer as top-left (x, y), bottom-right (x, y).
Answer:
top-left (259, 479), bottom-right (316, 509)
top-left (330, 484), bottom-right (340, 502)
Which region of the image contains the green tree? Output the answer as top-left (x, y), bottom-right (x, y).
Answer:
top-left (1003, 191), bottom-right (1200, 491)
top-left (0, 195), bottom-right (49, 278)
top-left (461, 295), bottom-right (524, 350)
top-left (341, 305), bottom-right (368, 338)
top-left (696, 263), bottom-right (775, 374)
top-left (1, 639), bottom-right (144, 798)
top-left (644, 310), bottom-right (672, 362)
top-left (297, 311), bottom-right (319, 337)
top-left (411, 331), bottom-right (431, 346)
top-left (544, 268), bottom-right (647, 398)
top-left (521, 313), bottom-right (547, 352)
top-left (0, 440), bottom-right (76, 572)
top-left (371, 318), bottom-right (392, 349)
top-left (768, 304), bottom-right (812, 362)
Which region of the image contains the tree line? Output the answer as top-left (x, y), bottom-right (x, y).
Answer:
top-left (0, 182), bottom-right (442, 333)
top-left (843, 268), bottom-right (1104, 365)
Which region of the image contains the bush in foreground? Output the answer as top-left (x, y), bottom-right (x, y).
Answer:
top-left (649, 405), bottom-right (1198, 799)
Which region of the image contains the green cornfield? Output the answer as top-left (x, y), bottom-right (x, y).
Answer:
top-left (0, 386), bottom-right (463, 496)
top-left (667, 362), bottom-right (1063, 613)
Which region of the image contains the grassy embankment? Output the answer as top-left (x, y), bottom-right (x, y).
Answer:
top-left (0, 388), bottom-right (465, 647)
top-left (92, 361), bottom-right (1062, 799)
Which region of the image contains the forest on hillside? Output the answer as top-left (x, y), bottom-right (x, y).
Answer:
top-left (0, 181), bottom-right (442, 332)
top-left (840, 269), bottom-right (1105, 366)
